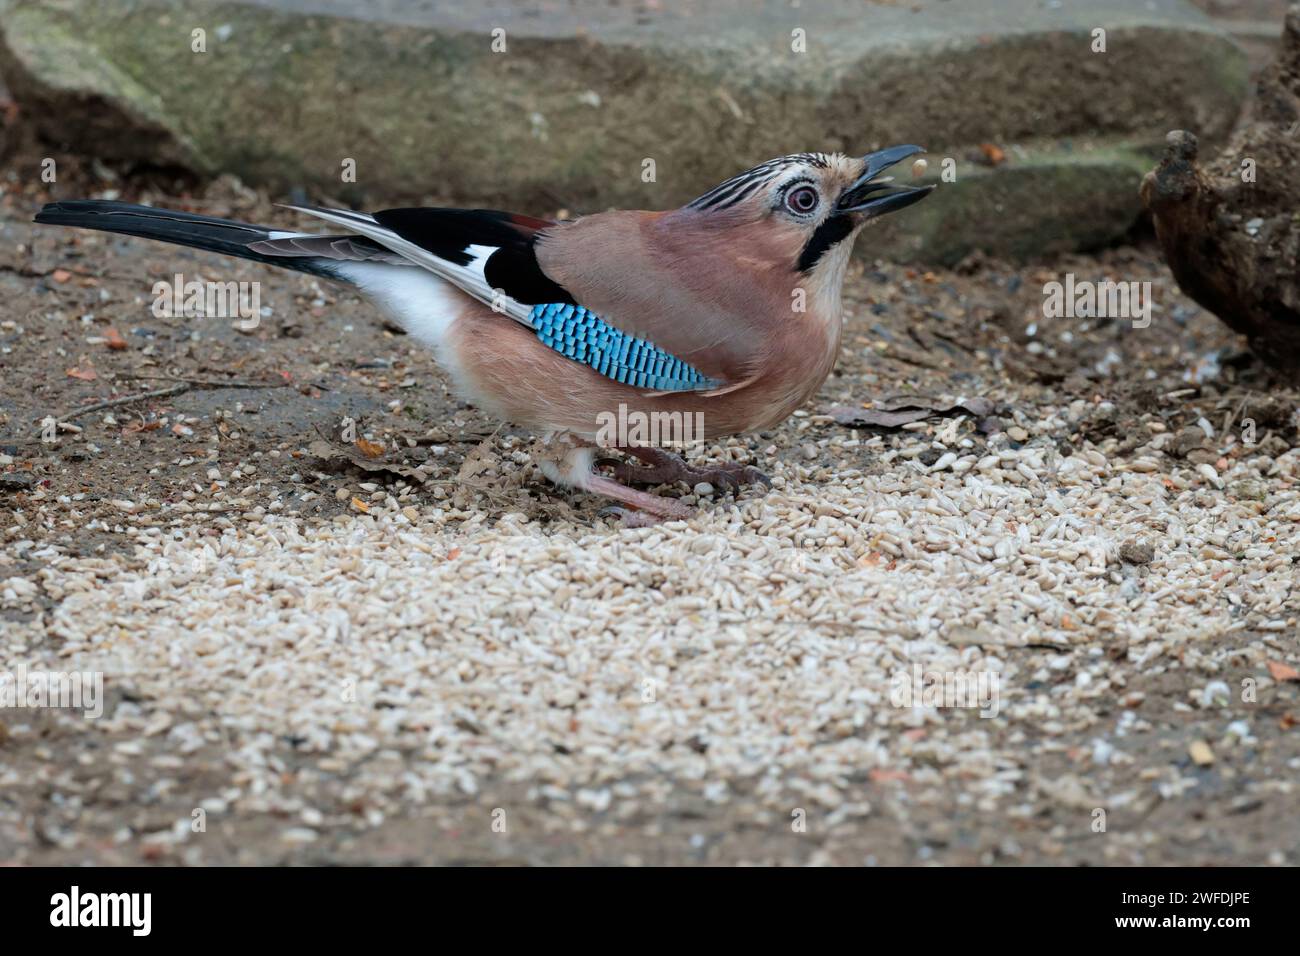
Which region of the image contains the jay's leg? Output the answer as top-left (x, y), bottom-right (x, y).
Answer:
top-left (537, 437), bottom-right (693, 523)
top-left (597, 446), bottom-right (771, 493)
top-left (583, 474), bottom-right (693, 523)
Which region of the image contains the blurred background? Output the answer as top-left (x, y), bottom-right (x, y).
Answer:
top-left (0, 0), bottom-right (1287, 262)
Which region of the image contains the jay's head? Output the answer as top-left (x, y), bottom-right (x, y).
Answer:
top-left (682, 146), bottom-right (933, 281)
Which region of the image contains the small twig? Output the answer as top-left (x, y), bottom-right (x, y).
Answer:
top-left (60, 374), bottom-right (291, 420)
top-left (882, 347), bottom-right (943, 371)
top-left (929, 329), bottom-right (979, 354)
top-left (117, 373), bottom-right (292, 389)
top-left (60, 383), bottom-right (190, 420)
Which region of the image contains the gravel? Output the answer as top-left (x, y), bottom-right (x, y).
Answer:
top-left (4, 413), bottom-right (1298, 861)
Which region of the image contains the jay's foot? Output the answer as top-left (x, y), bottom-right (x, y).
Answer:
top-left (597, 505), bottom-right (679, 528)
top-left (583, 472), bottom-right (693, 524)
top-left (597, 446), bottom-right (771, 495)
top-left (537, 436), bottom-right (693, 526)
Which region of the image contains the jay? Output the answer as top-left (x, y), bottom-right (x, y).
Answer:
top-left (35, 146), bottom-right (932, 522)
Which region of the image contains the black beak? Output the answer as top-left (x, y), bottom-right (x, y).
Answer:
top-left (837, 145), bottom-right (935, 218)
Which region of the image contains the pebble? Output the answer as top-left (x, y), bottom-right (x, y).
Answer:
top-left (1119, 540), bottom-right (1155, 565)
top-left (1199, 681), bottom-right (1230, 708)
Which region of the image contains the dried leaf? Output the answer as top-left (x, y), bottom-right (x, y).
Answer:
top-left (979, 143), bottom-right (1006, 166)
top-left (66, 365), bottom-right (97, 381)
top-left (1267, 660), bottom-right (1300, 683)
top-left (354, 438), bottom-right (384, 459)
top-left (828, 396), bottom-right (996, 430)
top-left (830, 406), bottom-right (932, 428)
top-left (457, 446), bottom-right (495, 481)
top-left (307, 438), bottom-right (427, 483)
top-left (350, 496), bottom-right (370, 514)
top-left (103, 327), bottom-right (128, 350)
top-left (875, 395), bottom-right (996, 414)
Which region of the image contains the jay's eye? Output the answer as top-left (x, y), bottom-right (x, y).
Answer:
top-left (785, 186), bottom-right (819, 215)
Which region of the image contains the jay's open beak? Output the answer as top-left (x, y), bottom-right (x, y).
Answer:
top-left (837, 145), bottom-right (935, 218)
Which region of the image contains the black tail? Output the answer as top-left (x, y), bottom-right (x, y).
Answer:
top-left (34, 200), bottom-right (340, 279)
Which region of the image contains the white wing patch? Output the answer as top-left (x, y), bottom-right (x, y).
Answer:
top-left (285, 206), bottom-right (536, 327)
top-left (330, 261), bottom-right (465, 354)
top-left (461, 243), bottom-right (498, 286)
top-left (329, 260), bottom-right (505, 412)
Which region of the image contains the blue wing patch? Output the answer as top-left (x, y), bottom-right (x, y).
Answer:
top-left (529, 303), bottom-right (721, 391)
